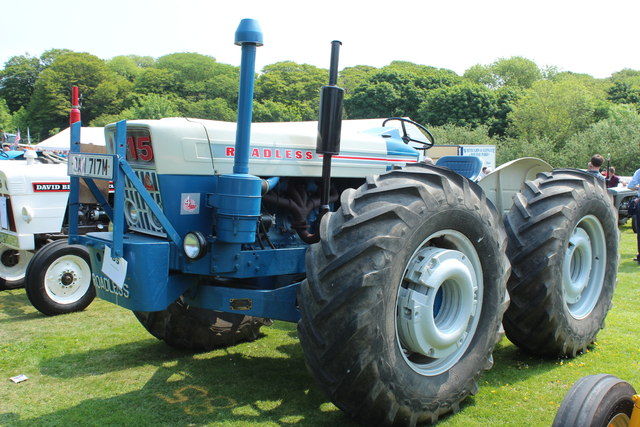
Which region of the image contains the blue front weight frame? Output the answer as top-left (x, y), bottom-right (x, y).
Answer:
top-left (67, 120), bottom-right (304, 321)
top-left (69, 120), bottom-right (182, 256)
top-left (68, 120), bottom-right (190, 312)
top-left (68, 20), bottom-right (304, 321)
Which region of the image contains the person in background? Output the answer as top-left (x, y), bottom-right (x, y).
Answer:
top-left (586, 154), bottom-right (605, 181)
top-left (627, 166), bottom-right (640, 264)
top-left (478, 166), bottom-right (492, 179)
top-left (606, 166), bottom-right (620, 188)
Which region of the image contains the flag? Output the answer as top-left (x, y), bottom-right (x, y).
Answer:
top-left (11, 129), bottom-right (20, 150)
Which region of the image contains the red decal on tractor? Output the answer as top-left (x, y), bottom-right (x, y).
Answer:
top-left (183, 196), bottom-right (197, 212)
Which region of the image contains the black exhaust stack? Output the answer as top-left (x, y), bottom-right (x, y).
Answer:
top-left (316, 41), bottom-right (344, 217)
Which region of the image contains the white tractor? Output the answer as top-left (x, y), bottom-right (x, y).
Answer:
top-left (0, 135), bottom-right (109, 315)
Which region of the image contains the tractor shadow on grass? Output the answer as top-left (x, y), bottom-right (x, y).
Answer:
top-left (482, 336), bottom-right (580, 387)
top-left (26, 331), bottom-right (356, 426)
top-left (38, 338), bottom-right (198, 378)
top-left (0, 289), bottom-right (40, 321)
top-left (13, 324), bottom-right (583, 426)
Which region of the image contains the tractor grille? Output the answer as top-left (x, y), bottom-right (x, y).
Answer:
top-left (124, 169), bottom-right (166, 237)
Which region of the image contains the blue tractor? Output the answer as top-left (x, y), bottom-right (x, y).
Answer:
top-left (68, 19), bottom-right (619, 425)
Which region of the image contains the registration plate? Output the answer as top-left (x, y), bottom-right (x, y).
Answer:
top-left (68, 153), bottom-right (115, 180)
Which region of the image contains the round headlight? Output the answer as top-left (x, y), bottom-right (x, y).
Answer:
top-left (149, 213), bottom-right (163, 231)
top-left (124, 200), bottom-right (139, 224)
top-left (183, 231), bottom-right (207, 260)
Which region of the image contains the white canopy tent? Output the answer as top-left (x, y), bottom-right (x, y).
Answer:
top-left (35, 127), bottom-right (105, 150)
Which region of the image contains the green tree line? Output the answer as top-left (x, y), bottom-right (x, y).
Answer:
top-left (2, 50), bottom-right (640, 174)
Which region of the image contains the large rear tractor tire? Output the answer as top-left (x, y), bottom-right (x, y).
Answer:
top-left (25, 240), bottom-right (95, 316)
top-left (0, 244), bottom-right (33, 290)
top-left (134, 299), bottom-right (272, 351)
top-left (503, 169), bottom-right (619, 357)
top-left (298, 164), bottom-right (510, 426)
top-left (552, 374), bottom-right (636, 427)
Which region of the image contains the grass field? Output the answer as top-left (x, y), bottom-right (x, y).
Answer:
top-left (1, 225), bottom-right (639, 426)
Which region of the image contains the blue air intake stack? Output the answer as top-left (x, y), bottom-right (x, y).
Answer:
top-left (211, 19), bottom-right (263, 243)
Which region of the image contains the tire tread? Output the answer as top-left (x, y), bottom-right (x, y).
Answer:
top-left (298, 164), bottom-right (510, 425)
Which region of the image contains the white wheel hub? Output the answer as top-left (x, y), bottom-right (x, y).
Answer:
top-left (564, 227), bottom-right (592, 304)
top-left (397, 246), bottom-right (479, 361)
top-left (44, 254), bottom-right (91, 304)
top-left (562, 215), bottom-right (606, 319)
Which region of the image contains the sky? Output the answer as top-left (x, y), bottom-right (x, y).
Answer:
top-left (2, 0), bottom-right (640, 79)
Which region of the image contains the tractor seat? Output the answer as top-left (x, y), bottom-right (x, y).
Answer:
top-left (435, 156), bottom-right (483, 181)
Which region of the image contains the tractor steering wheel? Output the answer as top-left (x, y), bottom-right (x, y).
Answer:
top-left (382, 117), bottom-right (435, 149)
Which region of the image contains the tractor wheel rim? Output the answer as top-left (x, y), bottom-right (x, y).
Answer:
top-left (396, 230), bottom-right (482, 376)
top-left (563, 215), bottom-right (606, 319)
top-left (0, 246), bottom-right (32, 281)
top-left (608, 413), bottom-right (630, 427)
top-left (44, 255), bottom-right (91, 304)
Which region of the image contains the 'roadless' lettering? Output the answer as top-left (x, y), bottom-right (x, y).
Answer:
top-left (92, 273), bottom-right (130, 298)
top-left (225, 146), bottom-right (314, 160)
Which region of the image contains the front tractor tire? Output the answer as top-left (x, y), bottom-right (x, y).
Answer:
top-left (0, 244), bottom-right (33, 290)
top-left (134, 299), bottom-right (272, 351)
top-left (298, 164), bottom-right (510, 426)
top-left (552, 374), bottom-right (636, 427)
top-left (503, 169), bottom-right (619, 357)
top-left (25, 240), bottom-right (95, 316)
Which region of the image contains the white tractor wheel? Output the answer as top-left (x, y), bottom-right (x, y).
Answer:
top-left (0, 244), bottom-right (33, 290)
top-left (25, 240), bottom-right (95, 316)
top-left (503, 169), bottom-right (619, 357)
